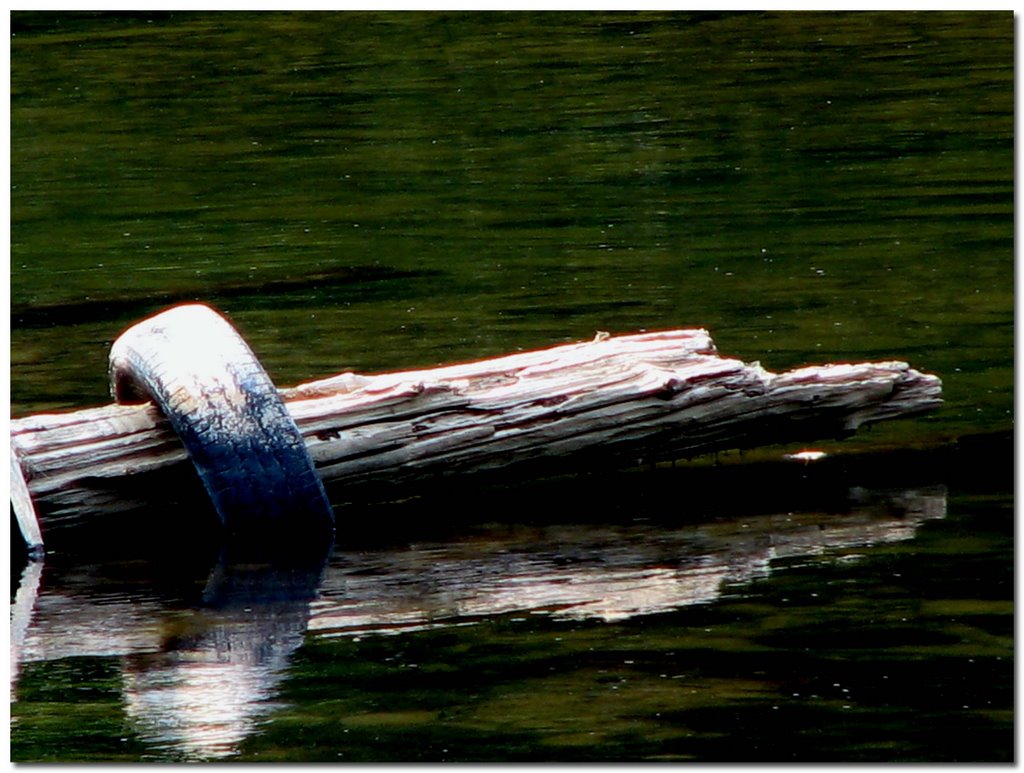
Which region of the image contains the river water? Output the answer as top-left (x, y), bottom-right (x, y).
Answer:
top-left (10, 11), bottom-right (1012, 762)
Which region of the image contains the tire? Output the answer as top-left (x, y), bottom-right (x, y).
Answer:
top-left (108, 303), bottom-right (334, 536)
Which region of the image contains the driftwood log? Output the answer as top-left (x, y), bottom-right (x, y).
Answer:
top-left (11, 328), bottom-right (941, 544)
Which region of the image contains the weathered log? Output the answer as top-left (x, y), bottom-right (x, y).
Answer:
top-left (10, 442), bottom-right (43, 555)
top-left (10, 328), bottom-right (942, 540)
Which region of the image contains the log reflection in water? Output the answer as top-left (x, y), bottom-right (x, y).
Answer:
top-left (309, 487), bottom-right (947, 634)
top-left (11, 486), bottom-right (945, 759)
top-left (10, 559), bottom-right (43, 704)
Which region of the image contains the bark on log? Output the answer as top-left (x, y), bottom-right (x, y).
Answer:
top-left (11, 329), bottom-right (942, 537)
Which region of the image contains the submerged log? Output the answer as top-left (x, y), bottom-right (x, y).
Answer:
top-left (11, 328), bottom-right (942, 539)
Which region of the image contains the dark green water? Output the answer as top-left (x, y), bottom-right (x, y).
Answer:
top-left (10, 11), bottom-right (1013, 763)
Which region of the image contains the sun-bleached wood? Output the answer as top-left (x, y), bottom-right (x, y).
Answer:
top-left (11, 443), bottom-right (44, 555)
top-left (10, 329), bottom-right (942, 538)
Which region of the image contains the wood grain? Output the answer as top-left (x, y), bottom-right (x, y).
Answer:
top-left (11, 329), bottom-right (942, 536)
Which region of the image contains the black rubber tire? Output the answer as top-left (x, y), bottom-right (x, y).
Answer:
top-left (108, 304), bottom-right (334, 536)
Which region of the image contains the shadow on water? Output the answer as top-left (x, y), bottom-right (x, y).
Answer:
top-left (10, 264), bottom-right (441, 329)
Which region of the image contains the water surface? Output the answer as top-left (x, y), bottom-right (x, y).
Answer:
top-left (11, 11), bottom-right (1012, 446)
top-left (9, 11), bottom-right (1013, 763)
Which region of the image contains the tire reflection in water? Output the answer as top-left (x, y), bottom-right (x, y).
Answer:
top-left (123, 545), bottom-right (329, 760)
top-left (310, 487), bottom-right (946, 635)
